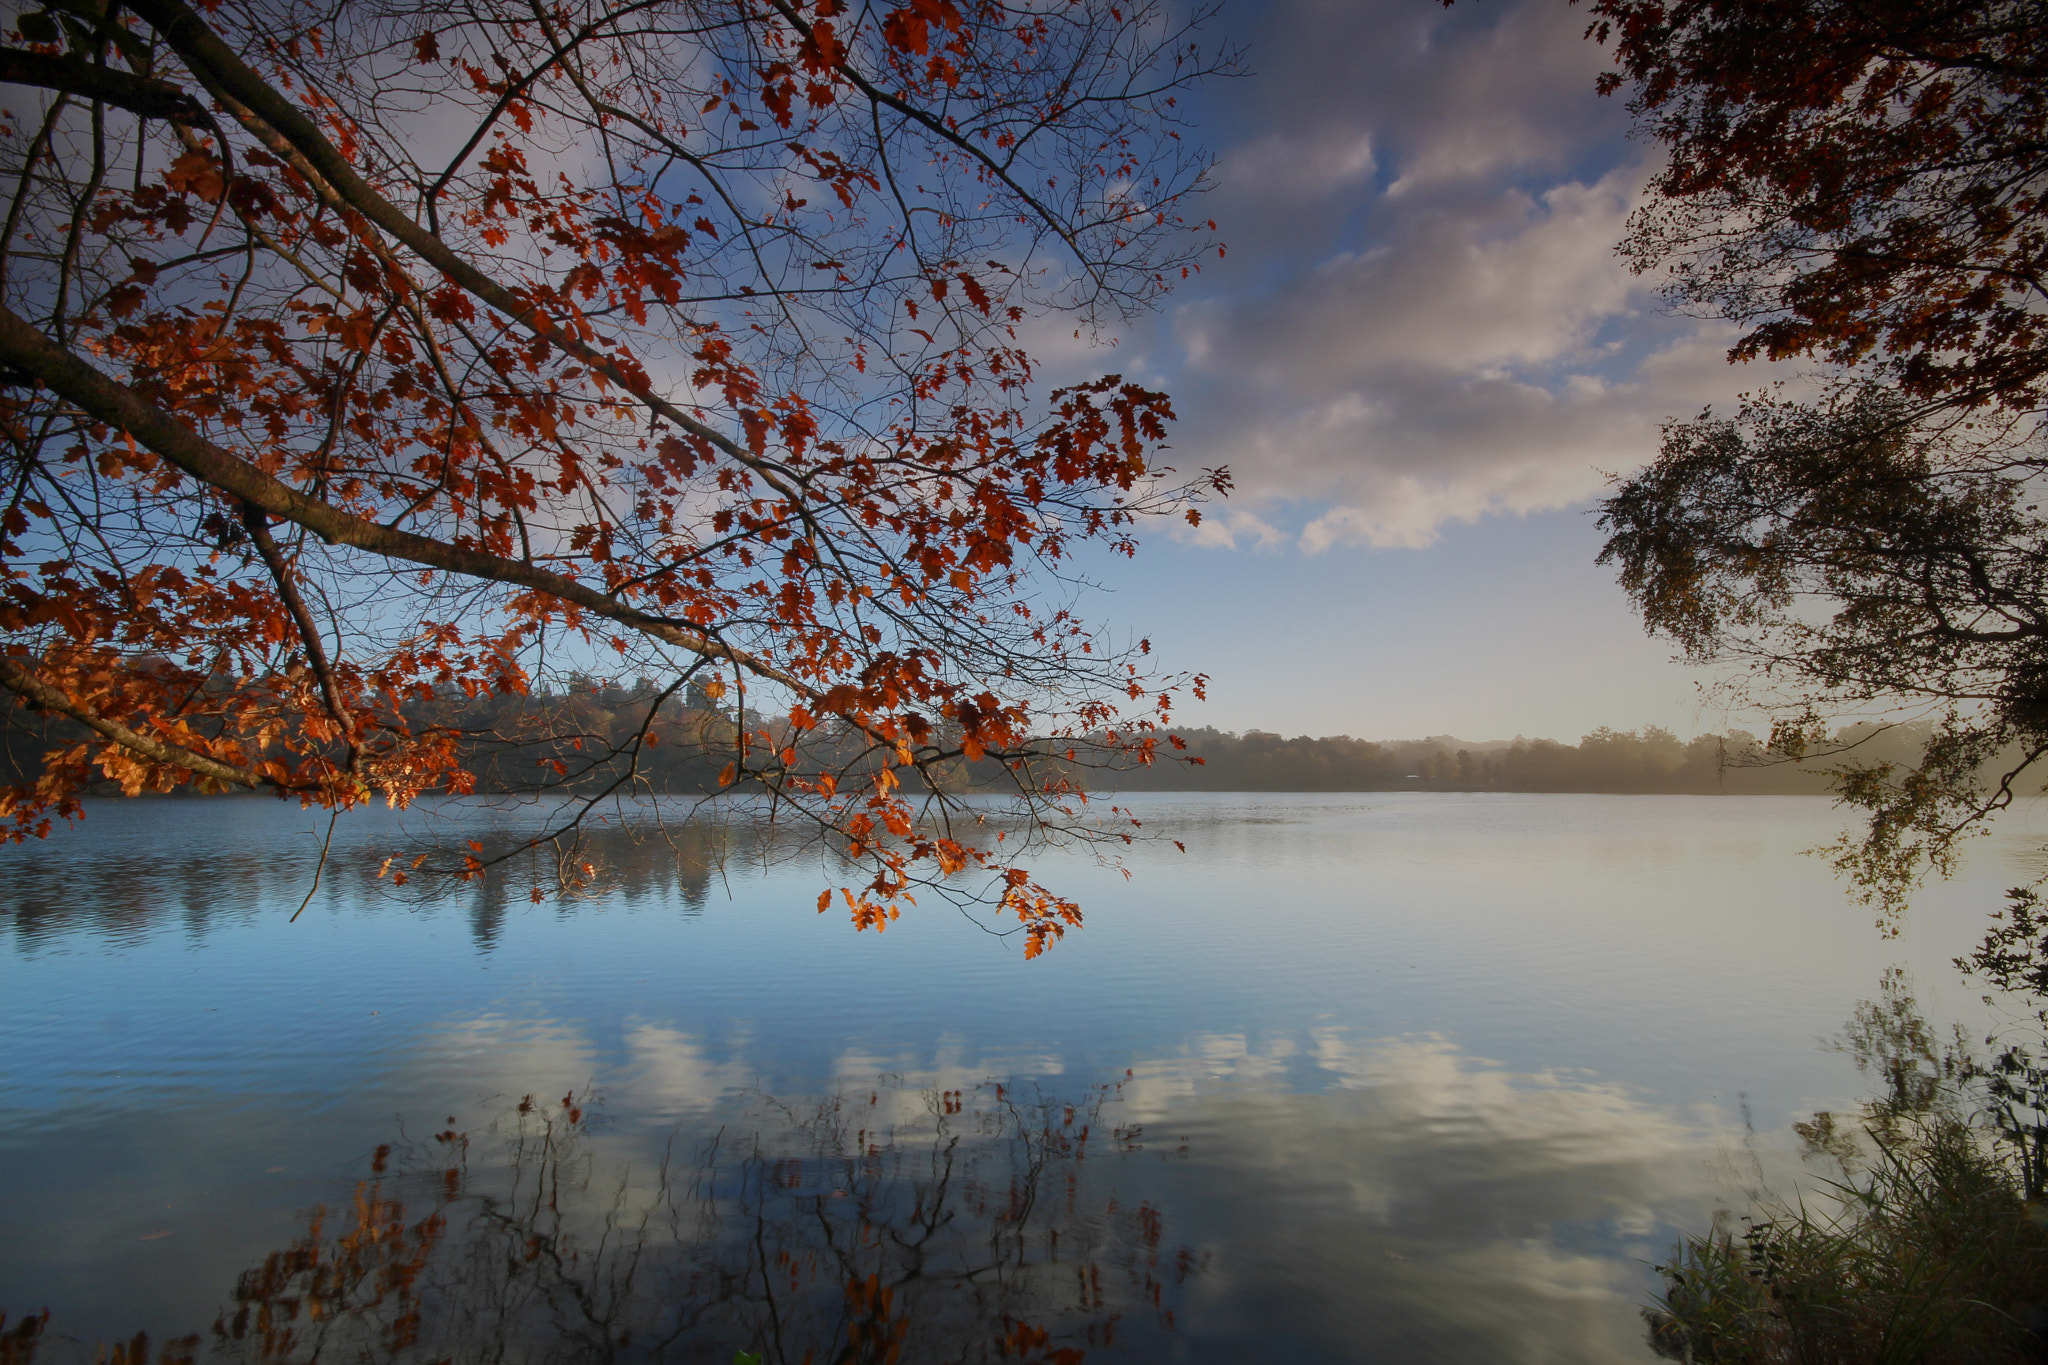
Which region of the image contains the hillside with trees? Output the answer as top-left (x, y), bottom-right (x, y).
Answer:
top-left (1101, 725), bottom-right (1939, 795)
top-left (8, 685), bottom-right (1967, 799)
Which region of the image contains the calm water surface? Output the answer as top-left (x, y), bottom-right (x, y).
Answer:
top-left (5, 792), bottom-right (2045, 1363)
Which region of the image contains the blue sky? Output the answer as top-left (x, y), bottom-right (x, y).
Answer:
top-left (1061, 0), bottom-right (1805, 742)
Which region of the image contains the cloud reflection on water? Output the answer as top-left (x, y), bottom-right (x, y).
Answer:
top-left (1122, 1031), bottom-right (1737, 1361)
top-left (4, 1014), bottom-right (1742, 1363)
top-left (366, 1016), bottom-right (1742, 1362)
top-left (4, 795), bottom-right (1903, 1362)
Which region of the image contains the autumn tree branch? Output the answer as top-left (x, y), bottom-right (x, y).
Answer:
top-left (0, 653), bottom-right (274, 790)
top-left (0, 48), bottom-right (211, 125)
top-left (0, 301), bottom-right (810, 694)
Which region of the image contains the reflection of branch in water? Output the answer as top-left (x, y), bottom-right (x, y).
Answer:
top-left (1648, 967), bottom-right (2048, 1363)
top-left (0, 1317), bottom-right (196, 1365)
top-left (14, 1084), bottom-right (1202, 1365)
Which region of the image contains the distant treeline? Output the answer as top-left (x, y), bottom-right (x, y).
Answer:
top-left (0, 672), bottom-right (1985, 799)
top-left (1, 674), bottom-right (1001, 799)
top-left (1103, 725), bottom-right (1946, 796)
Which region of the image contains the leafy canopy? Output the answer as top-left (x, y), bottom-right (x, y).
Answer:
top-left (1589, 0), bottom-right (2048, 914)
top-left (1590, 0), bottom-right (2048, 410)
top-left (0, 0), bottom-right (1232, 953)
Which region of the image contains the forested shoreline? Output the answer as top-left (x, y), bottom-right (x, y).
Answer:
top-left (4, 681), bottom-right (1962, 799)
top-left (1103, 725), bottom-right (1926, 795)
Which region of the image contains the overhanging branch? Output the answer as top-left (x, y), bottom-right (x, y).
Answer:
top-left (124, 0), bottom-right (810, 508)
top-left (0, 48), bottom-right (212, 125)
top-left (0, 653), bottom-right (272, 789)
top-left (0, 301), bottom-right (814, 697)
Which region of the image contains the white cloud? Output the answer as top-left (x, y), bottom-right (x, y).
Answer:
top-left (1378, 1), bottom-right (1620, 197)
top-left (1214, 128), bottom-right (1378, 204)
top-left (1185, 167), bottom-right (1643, 388)
top-left (624, 1024), bottom-right (758, 1115)
top-left (1144, 0), bottom-right (1797, 552)
top-left (1174, 506), bottom-right (1289, 551)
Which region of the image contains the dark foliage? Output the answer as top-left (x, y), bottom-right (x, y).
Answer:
top-left (1591, 0), bottom-right (2048, 913)
top-left (1591, 0), bottom-right (2048, 411)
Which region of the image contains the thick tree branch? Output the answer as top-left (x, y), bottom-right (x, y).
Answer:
top-left (0, 301), bottom-right (813, 696)
top-left (240, 503), bottom-right (359, 766)
top-left (0, 653), bottom-right (272, 789)
top-left (0, 47), bottom-right (211, 125)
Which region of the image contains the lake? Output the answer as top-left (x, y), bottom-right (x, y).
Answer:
top-left (4, 792), bottom-right (2043, 1363)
